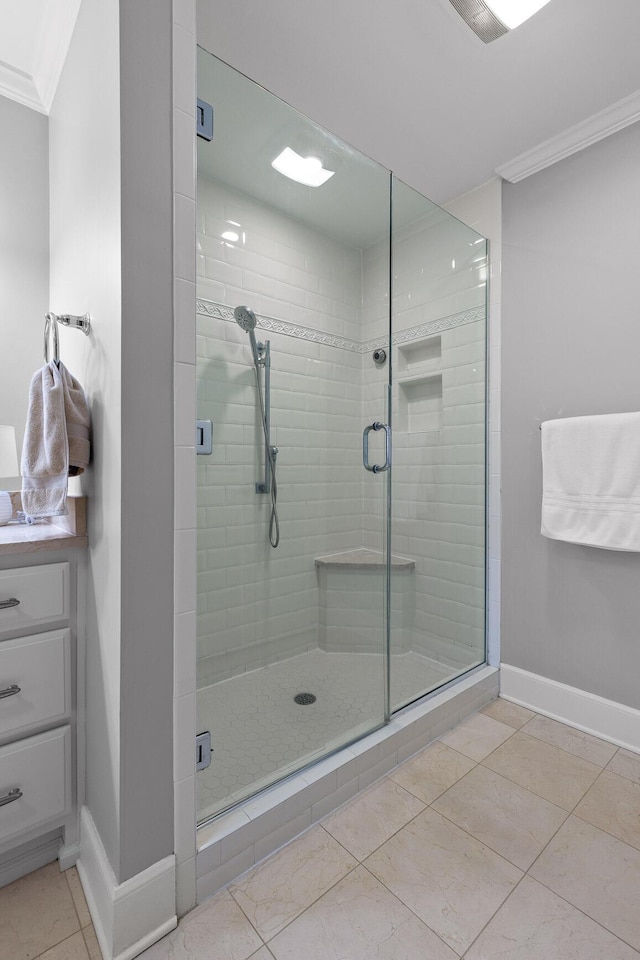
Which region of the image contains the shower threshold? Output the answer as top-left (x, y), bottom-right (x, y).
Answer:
top-left (196, 662), bottom-right (498, 902)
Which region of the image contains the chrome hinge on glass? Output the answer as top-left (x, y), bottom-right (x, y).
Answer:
top-left (196, 731), bottom-right (212, 771)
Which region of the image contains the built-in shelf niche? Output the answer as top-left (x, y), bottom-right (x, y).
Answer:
top-left (397, 373), bottom-right (442, 433)
top-left (398, 335), bottom-right (441, 373)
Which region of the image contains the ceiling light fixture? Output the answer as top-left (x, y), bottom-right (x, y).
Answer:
top-left (271, 148), bottom-right (335, 187)
top-left (449, 0), bottom-right (552, 42)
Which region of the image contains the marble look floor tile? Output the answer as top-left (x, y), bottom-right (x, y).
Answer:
top-left (322, 778), bottom-right (425, 861)
top-left (137, 889), bottom-right (262, 960)
top-left (268, 865), bottom-right (457, 960)
top-left (0, 862), bottom-right (80, 960)
top-left (389, 740), bottom-right (476, 804)
top-left (248, 950), bottom-right (274, 960)
top-left (65, 868), bottom-right (92, 929)
top-left (575, 769), bottom-right (640, 850)
top-left (482, 731), bottom-right (601, 809)
top-left (38, 931), bottom-right (90, 960)
top-left (439, 712), bottom-right (514, 761)
top-left (481, 698), bottom-right (536, 729)
top-left (521, 715), bottom-right (618, 766)
top-left (608, 748), bottom-right (640, 784)
top-left (530, 816), bottom-right (640, 950)
top-left (366, 807), bottom-right (522, 955)
top-left (230, 825), bottom-right (357, 941)
top-left (81, 926), bottom-right (102, 960)
top-left (466, 875), bottom-right (639, 960)
top-left (432, 763), bottom-right (568, 869)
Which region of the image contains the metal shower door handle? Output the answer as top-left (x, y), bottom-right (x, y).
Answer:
top-left (363, 421), bottom-right (391, 473)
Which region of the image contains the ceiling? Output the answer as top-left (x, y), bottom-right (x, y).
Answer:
top-left (1, 0), bottom-right (638, 204)
top-left (198, 0), bottom-right (640, 205)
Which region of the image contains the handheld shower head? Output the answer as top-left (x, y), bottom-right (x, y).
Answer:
top-left (234, 305), bottom-right (260, 365)
top-left (234, 305), bottom-right (257, 332)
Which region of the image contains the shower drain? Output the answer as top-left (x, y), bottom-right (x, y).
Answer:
top-left (293, 692), bottom-right (317, 705)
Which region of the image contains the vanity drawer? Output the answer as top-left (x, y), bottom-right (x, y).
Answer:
top-left (0, 630), bottom-right (71, 740)
top-left (0, 563), bottom-right (69, 632)
top-left (0, 725), bottom-right (71, 843)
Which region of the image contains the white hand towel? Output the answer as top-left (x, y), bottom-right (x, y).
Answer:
top-left (21, 361), bottom-right (91, 518)
top-left (541, 411), bottom-right (640, 551)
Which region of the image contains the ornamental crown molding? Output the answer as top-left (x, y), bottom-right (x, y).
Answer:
top-left (496, 88), bottom-right (640, 184)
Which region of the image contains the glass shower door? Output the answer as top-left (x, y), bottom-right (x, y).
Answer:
top-left (387, 177), bottom-right (488, 711)
top-left (195, 47), bottom-right (392, 823)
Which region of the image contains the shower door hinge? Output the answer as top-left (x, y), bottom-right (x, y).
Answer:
top-left (196, 99), bottom-right (214, 141)
top-left (196, 731), bottom-right (212, 771)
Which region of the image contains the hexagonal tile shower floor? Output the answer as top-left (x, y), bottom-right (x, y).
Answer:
top-left (196, 649), bottom-right (462, 822)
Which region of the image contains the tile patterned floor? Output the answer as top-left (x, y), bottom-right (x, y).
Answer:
top-left (6, 699), bottom-right (640, 959)
top-left (147, 697), bottom-right (640, 959)
top-left (197, 649), bottom-right (461, 820)
top-left (0, 862), bottom-right (100, 960)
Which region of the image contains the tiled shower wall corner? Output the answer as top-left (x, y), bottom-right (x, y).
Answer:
top-left (196, 175), bottom-right (487, 683)
top-left (362, 212), bottom-right (486, 671)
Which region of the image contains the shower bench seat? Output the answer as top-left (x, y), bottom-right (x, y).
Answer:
top-left (314, 548), bottom-right (415, 570)
top-left (315, 549), bottom-right (415, 654)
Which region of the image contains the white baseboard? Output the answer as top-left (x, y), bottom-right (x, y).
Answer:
top-left (77, 807), bottom-right (177, 960)
top-left (500, 663), bottom-right (640, 753)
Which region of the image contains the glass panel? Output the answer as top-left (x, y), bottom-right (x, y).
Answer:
top-left (196, 48), bottom-right (391, 823)
top-left (389, 177), bottom-right (487, 712)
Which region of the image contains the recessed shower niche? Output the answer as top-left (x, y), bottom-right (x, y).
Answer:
top-left (397, 373), bottom-right (443, 433)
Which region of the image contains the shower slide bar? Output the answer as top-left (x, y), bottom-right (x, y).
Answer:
top-left (255, 339), bottom-right (275, 495)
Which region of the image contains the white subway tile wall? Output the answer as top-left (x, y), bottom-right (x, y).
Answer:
top-left (195, 172), bottom-right (487, 752)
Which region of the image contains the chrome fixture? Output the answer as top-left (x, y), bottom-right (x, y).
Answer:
top-left (363, 421), bottom-right (391, 474)
top-left (234, 306), bottom-right (280, 547)
top-left (372, 348), bottom-right (387, 366)
top-left (44, 311), bottom-right (91, 364)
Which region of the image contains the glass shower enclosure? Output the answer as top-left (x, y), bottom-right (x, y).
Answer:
top-left (196, 48), bottom-right (487, 823)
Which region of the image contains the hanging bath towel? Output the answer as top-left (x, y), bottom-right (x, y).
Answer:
top-left (541, 411), bottom-right (640, 551)
top-left (21, 361), bottom-right (91, 518)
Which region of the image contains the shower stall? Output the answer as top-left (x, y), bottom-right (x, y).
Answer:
top-left (196, 49), bottom-right (488, 824)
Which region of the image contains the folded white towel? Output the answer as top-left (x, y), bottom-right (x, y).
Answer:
top-left (541, 412), bottom-right (640, 551)
top-left (21, 361), bottom-right (91, 518)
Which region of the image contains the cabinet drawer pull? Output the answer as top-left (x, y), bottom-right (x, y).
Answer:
top-left (0, 787), bottom-right (22, 807)
top-left (0, 598), bottom-right (20, 610)
top-left (0, 684), bottom-right (20, 699)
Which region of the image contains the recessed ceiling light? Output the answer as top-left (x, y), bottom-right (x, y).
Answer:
top-left (449, 0), bottom-right (552, 42)
top-left (271, 147), bottom-right (335, 187)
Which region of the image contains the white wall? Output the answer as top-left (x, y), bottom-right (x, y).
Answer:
top-left (0, 95), bottom-right (49, 476)
top-left (50, 0), bottom-right (175, 890)
top-left (49, 0), bottom-right (123, 877)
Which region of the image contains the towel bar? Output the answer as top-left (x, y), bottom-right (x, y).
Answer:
top-left (44, 312), bottom-right (91, 364)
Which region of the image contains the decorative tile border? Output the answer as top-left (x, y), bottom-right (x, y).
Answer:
top-left (196, 298), bottom-right (485, 354)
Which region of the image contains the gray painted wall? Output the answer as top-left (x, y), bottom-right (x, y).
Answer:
top-left (118, 0), bottom-right (175, 883)
top-left (502, 121), bottom-right (640, 711)
top-left (0, 96), bottom-right (49, 471)
top-left (50, 0), bottom-right (175, 883)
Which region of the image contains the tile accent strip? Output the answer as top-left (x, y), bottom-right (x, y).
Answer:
top-left (196, 298), bottom-right (485, 354)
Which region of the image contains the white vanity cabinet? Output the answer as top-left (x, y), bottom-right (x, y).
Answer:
top-left (0, 546), bottom-right (85, 887)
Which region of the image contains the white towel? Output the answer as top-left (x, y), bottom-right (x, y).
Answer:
top-left (21, 361), bottom-right (91, 518)
top-left (541, 412), bottom-right (640, 551)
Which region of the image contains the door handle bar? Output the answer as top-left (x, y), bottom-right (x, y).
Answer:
top-left (363, 421), bottom-right (391, 474)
